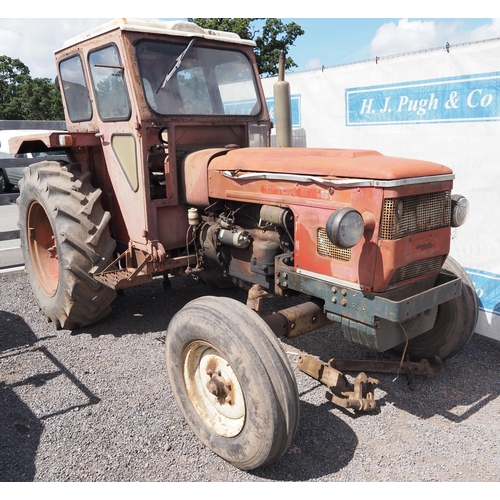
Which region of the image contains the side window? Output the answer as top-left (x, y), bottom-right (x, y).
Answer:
top-left (59, 55), bottom-right (92, 122)
top-left (89, 45), bottom-right (131, 121)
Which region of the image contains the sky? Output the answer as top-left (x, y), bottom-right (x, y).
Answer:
top-left (1, 3), bottom-right (500, 80)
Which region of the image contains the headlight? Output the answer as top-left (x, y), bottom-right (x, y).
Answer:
top-left (326, 208), bottom-right (364, 248)
top-left (451, 194), bottom-right (469, 227)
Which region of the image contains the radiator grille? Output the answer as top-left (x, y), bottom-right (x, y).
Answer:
top-left (380, 191), bottom-right (451, 240)
top-left (317, 228), bottom-right (351, 261)
top-left (389, 255), bottom-right (446, 285)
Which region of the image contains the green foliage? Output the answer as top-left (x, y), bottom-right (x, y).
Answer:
top-left (188, 18), bottom-right (304, 77)
top-left (0, 55), bottom-right (64, 120)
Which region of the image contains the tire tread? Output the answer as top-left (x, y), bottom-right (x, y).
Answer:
top-left (17, 161), bottom-right (116, 329)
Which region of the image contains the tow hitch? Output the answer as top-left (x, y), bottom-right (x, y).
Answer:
top-left (297, 355), bottom-right (442, 411)
top-left (298, 355), bottom-right (378, 411)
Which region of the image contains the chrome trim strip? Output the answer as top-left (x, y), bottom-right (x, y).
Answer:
top-left (222, 170), bottom-right (455, 188)
top-left (296, 267), bottom-right (364, 291)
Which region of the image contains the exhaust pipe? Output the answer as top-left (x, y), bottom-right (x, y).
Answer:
top-left (273, 52), bottom-right (292, 147)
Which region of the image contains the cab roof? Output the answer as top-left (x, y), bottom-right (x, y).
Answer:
top-left (59, 18), bottom-right (256, 51)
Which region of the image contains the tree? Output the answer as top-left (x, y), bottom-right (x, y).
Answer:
top-left (0, 55), bottom-right (31, 119)
top-left (188, 18), bottom-right (304, 77)
top-left (0, 55), bottom-right (64, 120)
top-left (13, 77), bottom-right (65, 120)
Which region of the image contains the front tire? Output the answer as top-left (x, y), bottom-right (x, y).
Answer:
top-left (17, 161), bottom-right (117, 329)
top-left (165, 296), bottom-right (299, 470)
top-left (396, 256), bottom-right (478, 360)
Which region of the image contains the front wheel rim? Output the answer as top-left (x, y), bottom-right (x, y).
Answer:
top-left (27, 200), bottom-right (59, 297)
top-left (182, 341), bottom-right (245, 438)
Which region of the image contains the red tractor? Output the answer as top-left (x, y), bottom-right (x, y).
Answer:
top-left (10, 19), bottom-right (477, 470)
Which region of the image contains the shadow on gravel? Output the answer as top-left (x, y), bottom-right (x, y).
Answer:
top-left (251, 400), bottom-right (358, 481)
top-left (0, 310), bottom-right (101, 481)
top-left (73, 277), bottom-right (250, 338)
top-left (380, 333), bottom-right (500, 423)
top-left (72, 275), bottom-right (311, 340)
top-left (0, 310), bottom-right (42, 481)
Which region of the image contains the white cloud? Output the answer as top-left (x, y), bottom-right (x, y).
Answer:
top-left (370, 18), bottom-right (500, 58)
top-left (370, 19), bottom-right (455, 57)
top-left (459, 18), bottom-right (500, 42)
top-left (305, 58), bottom-right (322, 70)
top-left (0, 19), bottom-right (112, 79)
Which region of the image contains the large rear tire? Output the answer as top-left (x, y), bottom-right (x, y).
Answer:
top-left (17, 161), bottom-right (117, 329)
top-left (165, 296), bottom-right (300, 470)
top-left (396, 256), bottom-right (478, 360)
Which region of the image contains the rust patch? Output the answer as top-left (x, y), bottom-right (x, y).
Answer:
top-left (260, 184), bottom-right (330, 200)
top-left (224, 378), bottom-right (236, 406)
top-left (205, 356), bottom-right (218, 376)
top-left (415, 241), bottom-right (436, 251)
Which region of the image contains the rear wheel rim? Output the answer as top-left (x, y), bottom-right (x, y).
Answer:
top-left (27, 201), bottom-right (59, 297)
top-left (182, 340), bottom-right (245, 438)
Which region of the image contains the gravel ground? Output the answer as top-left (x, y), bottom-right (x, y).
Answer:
top-left (1, 273), bottom-right (499, 482)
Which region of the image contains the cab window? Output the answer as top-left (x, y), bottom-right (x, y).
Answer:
top-left (59, 55), bottom-right (92, 122)
top-left (89, 45), bottom-right (131, 121)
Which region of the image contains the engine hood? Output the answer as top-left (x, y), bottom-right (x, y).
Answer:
top-left (209, 147), bottom-right (452, 180)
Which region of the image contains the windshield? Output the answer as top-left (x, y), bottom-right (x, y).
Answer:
top-left (136, 40), bottom-right (261, 116)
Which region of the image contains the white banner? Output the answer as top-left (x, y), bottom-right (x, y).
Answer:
top-left (262, 39), bottom-right (500, 341)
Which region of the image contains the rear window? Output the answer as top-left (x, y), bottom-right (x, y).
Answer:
top-left (59, 55), bottom-right (93, 122)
